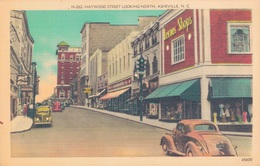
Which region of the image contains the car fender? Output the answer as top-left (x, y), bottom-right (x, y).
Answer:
top-left (184, 141), bottom-right (205, 156)
top-left (160, 134), bottom-right (175, 151)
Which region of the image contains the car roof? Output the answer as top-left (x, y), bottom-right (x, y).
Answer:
top-left (178, 119), bottom-right (219, 131)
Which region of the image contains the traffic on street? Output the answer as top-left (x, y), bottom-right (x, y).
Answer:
top-left (11, 106), bottom-right (252, 157)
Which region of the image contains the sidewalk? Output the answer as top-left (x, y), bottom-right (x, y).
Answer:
top-left (73, 105), bottom-right (252, 137)
top-left (11, 116), bottom-right (33, 133)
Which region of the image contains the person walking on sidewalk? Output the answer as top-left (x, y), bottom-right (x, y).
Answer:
top-left (23, 104), bottom-right (28, 117)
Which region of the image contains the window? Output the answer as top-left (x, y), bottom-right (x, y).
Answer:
top-left (152, 54), bottom-right (158, 74)
top-left (134, 45), bottom-right (138, 56)
top-left (70, 55), bottom-right (74, 60)
top-left (59, 89), bottom-right (65, 98)
top-left (139, 41), bottom-right (143, 53)
top-left (194, 124), bottom-right (216, 131)
top-left (146, 58), bottom-right (150, 76)
top-left (61, 54), bottom-right (65, 60)
top-left (145, 36), bottom-right (150, 49)
top-left (152, 31), bottom-right (157, 45)
top-left (228, 23), bottom-right (251, 53)
top-left (171, 35), bottom-right (185, 64)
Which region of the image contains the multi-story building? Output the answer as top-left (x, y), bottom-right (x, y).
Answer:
top-left (10, 10), bottom-right (35, 119)
top-left (145, 9), bottom-right (252, 125)
top-left (100, 31), bottom-right (140, 112)
top-left (131, 21), bottom-right (160, 117)
top-left (55, 41), bottom-right (81, 102)
top-left (79, 16), bottom-right (159, 106)
top-left (88, 49), bottom-right (108, 107)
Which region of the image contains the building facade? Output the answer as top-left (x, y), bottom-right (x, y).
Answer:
top-left (88, 49), bottom-right (108, 107)
top-left (145, 9), bottom-right (252, 124)
top-left (79, 17), bottom-right (159, 106)
top-left (55, 41), bottom-right (81, 102)
top-left (10, 10), bottom-right (35, 119)
top-left (131, 21), bottom-right (161, 117)
top-left (100, 31), bottom-right (140, 112)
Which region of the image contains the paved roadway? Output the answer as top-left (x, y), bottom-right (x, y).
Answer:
top-left (11, 107), bottom-right (252, 157)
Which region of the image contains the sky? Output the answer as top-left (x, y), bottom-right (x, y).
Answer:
top-left (26, 10), bottom-right (166, 102)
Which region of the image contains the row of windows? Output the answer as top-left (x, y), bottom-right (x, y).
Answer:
top-left (108, 53), bottom-right (131, 78)
top-left (134, 31), bottom-right (158, 56)
top-left (60, 54), bottom-right (81, 61)
top-left (170, 24), bottom-right (251, 65)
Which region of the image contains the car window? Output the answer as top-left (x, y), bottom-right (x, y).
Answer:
top-left (176, 124), bottom-right (186, 133)
top-left (194, 124), bottom-right (216, 131)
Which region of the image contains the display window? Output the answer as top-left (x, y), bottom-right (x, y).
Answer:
top-left (159, 98), bottom-right (201, 121)
top-left (211, 98), bottom-right (252, 123)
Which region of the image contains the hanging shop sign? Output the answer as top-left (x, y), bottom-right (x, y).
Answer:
top-left (164, 16), bottom-right (193, 40)
top-left (17, 74), bottom-right (29, 85)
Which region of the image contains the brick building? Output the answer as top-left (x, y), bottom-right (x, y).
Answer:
top-left (55, 41), bottom-right (81, 102)
top-left (145, 9), bottom-right (252, 124)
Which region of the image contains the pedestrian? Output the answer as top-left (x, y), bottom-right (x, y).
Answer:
top-left (23, 104), bottom-right (28, 117)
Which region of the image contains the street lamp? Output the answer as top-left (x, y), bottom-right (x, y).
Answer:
top-left (32, 62), bottom-right (37, 119)
top-left (136, 54), bottom-right (146, 121)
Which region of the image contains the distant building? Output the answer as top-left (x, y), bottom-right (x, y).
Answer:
top-left (100, 31), bottom-right (140, 112)
top-left (10, 10), bottom-right (34, 119)
top-left (79, 16), bottom-right (159, 106)
top-left (55, 41), bottom-right (81, 102)
top-left (88, 49), bottom-right (108, 107)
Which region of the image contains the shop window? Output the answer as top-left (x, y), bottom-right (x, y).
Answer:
top-left (228, 23), bottom-right (251, 54)
top-left (171, 35), bottom-right (185, 64)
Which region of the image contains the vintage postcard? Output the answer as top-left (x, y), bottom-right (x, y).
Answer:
top-left (1, 0), bottom-right (259, 166)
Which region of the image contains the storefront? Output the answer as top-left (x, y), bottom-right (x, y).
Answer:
top-left (208, 77), bottom-right (252, 123)
top-left (88, 89), bottom-right (106, 108)
top-left (144, 79), bottom-right (201, 122)
top-left (100, 88), bottom-right (130, 112)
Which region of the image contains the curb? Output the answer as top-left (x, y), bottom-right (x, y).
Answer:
top-left (73, 106), bottom-right (252, 137)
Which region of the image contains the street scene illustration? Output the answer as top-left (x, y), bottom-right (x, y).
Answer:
top-left (10, 9), bottom-right (252, 157)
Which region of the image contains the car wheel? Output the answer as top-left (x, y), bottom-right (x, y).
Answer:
top-left (186, 146), bottom-right (194, 156)
top-left (185, 142), bottom-right (197, 157)
top-left (161, 140), bottom-right (169, 155)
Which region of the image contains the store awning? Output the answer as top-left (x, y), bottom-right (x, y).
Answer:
top-left (210, 78), bottom-right (252, 99)
top-left (100, 88), bottom-right (129, 100)
top-left (144, 79), bottom-right (200, 101)
top-left (89, 89), bottom-right (106, 99)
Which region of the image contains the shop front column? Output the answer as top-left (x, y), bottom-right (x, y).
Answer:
top-left (200, 76), bottom-right (211, 120)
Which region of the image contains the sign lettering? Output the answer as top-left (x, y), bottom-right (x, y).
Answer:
top-left (164, 16), bottom-right (193, 40)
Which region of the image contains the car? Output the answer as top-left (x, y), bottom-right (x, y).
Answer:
top-left (160, 119), bottom-right (237, 156)
top-left (52, 101), bottom-right (62, 112)
top-left (33, 106), bottom-right (52, 127)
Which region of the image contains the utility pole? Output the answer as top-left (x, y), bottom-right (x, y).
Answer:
top-left (32, 62), bottom-right (37, 120)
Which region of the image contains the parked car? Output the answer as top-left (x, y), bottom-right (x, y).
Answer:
top-left (160, 119), bottom-right (237, 156)
top-left (52, 101), bottom-right (62, 112)
top-left (34, 106), bottom-right (52, 127)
